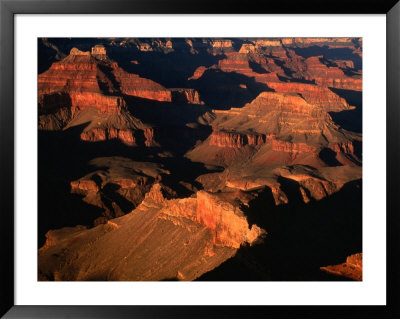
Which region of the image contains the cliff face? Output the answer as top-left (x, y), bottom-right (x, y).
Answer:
top-left (302, 56), bottom-right (362, 91)
top-left (141, 183), bottom-right (266, 249)
top-left (112, 67), bottom-right (172, 101)
top-left (38, 179), bottom-right (267, 281)
top-left (80, 128), bottom-right (136, 145)
top-left (209, 131), bottom-right (268, 148)
top-left (267, 82), bottom-right (353, 112)
top-left (187, 90), bottom-right (360, 170)
top-left (38, 46), bottom-right (174, 108)
top-left (38, 45), bottom-right (203, 148)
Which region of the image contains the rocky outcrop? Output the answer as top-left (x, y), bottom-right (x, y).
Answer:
top-left (38, 204), bottom-right (237, 281)
top-left (80, 127), bottom-right (135, 145)
top-left (188, 66), bottom-right (208, 80)
top-left (143, 183), bottom-right (266, 248)
top-left (209, 130), bottom-right (268, 148)
top-left (217, 52), bottom-right (281, 83)
top-left (112, 67), bottom-right (172, 102)
top-left (335, 60), bottom-right (355, 69)
top-left (38, 47), bottom-right (128, 122)
top-left (91, 45), bottom-right (107, 60)
top-left (70, 157), bottom-right (168, 224)
top-left (188, 90), bottom-right (360, 169)
top-left (320, 253), bottom-right (362, 281)
top-left (267, 82), bottom-right (353, 112)
top-left (302, 56), bottom-right (362, 91)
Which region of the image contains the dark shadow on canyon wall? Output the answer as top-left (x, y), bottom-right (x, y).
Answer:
top-left (197, 179), bottom-right (362, 281)
top-left (328, 88), bottom-right (362, 134)
top-left (188, 69), bottom-right (273, 108)
top-left (319, 148), bottom-right (343, 167)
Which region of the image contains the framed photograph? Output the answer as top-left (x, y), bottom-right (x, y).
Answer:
top-left (1, 0), bottom-right (399, 318)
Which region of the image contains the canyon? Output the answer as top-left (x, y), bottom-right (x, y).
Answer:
top-left (38, 38), bottom-right (362, 281)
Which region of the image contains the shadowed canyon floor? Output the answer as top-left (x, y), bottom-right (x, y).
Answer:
top-left (38, 37), bottom-right (362, 281)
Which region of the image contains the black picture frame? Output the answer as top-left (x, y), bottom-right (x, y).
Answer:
top-left (1, 0), bottom-right (399, 318)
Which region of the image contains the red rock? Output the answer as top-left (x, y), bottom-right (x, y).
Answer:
top-left (143, 127), bottom-right (156, 147)
top-left (335, 60), bottom-right (355, 69)
top-left (329, 142), bottom-right (354, 155)
top-left (188, 66), bottom-right (208, 80)
top-left (142, 184), bottom-right (266, 249)
top-left (112, 67), bottom-right (172, 102)
top-left (302, 56), bottom-right (362, 91)
top-left (170, 88), bottom-right (204, 104)
top-left (209, 131), bottom-right (266, 148)
top-left (80, 128), bottom-right (136, 146)
top-left (321, 253), bottom-right (362, 281)
top-left (267, 82), bottom-right (352, 112)
top-left (271, 139), bottom-right (317, 155)
top-left (70, 179), bottom-right (100, 193)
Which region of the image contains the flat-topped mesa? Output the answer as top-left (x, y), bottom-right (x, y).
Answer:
top-left (267, 82), bottom-right (353, 112)
top-left (243, 91), bottom-right (322, 115)
top-left (302, 56), bottom-right (362, 91)
top-left (211, 91), bottom-right (329, 137)
top-left (206, 91), bottom-right (358, 161)
top-left (143, 183), bottom-right (266, 248)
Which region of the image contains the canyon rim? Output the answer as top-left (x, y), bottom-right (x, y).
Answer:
top-left (38, 37), bottom-right (362, 281)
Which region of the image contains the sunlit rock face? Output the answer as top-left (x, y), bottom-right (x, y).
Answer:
top-left (266, 82), bottom-right (352, 112)
top-left (321, 253), bottom-right (363, 281)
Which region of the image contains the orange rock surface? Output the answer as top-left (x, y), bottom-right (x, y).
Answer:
top-left (321, 253), bottom-right (362, 281)
top-left (267, 82), bottom-right (353, 112)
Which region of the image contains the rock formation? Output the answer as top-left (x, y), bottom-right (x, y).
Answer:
top-left (301, 56), bottom-right (362, 91)
top-left (69, 157), bottom-right (168, 224)
top-left (38, 37), bottom-right (363, 282)
top-left (266, 82), bottom-right (353, 112)
top-left (320, 253), bottom-right (362, 281)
